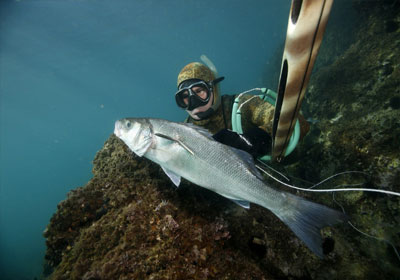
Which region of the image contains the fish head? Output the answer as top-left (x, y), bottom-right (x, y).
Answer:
top-left (114, 118), bottom-right (153, 157)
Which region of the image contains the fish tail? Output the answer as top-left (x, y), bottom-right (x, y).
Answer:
top-left (275, 193), bottom-right (347, 258)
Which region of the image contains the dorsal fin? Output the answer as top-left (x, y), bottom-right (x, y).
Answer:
top-left (182, 123), bottom-right (214, 139)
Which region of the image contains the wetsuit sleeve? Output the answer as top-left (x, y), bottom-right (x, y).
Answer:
top-left (239, 95), bottom-right (275, 134)
top-left (239, 95), bottom-right (310, 139)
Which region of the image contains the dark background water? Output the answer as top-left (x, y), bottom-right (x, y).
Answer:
top-left (0, 0), bottom-right (291, 279)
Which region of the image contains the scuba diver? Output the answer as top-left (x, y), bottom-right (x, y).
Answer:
top-left (175, 61), bottom-right (310, 159)
top-left (175, 0), bottom-right (333, 162)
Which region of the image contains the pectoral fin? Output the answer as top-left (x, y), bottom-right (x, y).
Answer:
top-left (155, 133), bottom-right (194, 155)
top-left (161, 166), bottom-right (181, 187)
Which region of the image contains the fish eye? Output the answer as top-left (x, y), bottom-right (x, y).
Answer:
top-left (126, 121), bottom-right (131, 128)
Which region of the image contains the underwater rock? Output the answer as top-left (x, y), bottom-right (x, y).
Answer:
top-left (44, 135), bottom-right (277, 279)
top-left (43, 132), bottom-right (351, 279)
top-left (46, 133), bottom-right (345, 279)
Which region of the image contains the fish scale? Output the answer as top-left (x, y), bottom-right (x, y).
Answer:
top-left (114, 118), bottom-right (347, 257)
top-left (152, 120), bottom-right (278, 207)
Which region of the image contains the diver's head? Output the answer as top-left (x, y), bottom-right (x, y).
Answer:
top-left (175, 62), bottom-right (224, 120)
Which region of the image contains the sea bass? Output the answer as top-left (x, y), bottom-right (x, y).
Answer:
top-left (114, 118), bottom-right (346, 257)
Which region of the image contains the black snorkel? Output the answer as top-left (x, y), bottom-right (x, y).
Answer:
top-left (211, 76), bottom-right (224, 86)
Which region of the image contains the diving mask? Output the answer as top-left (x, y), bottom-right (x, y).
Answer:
top-left (175, 77), bottom-right (224, 111)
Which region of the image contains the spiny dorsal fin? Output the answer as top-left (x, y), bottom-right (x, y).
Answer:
top-left (182, 123), bottom-right (214, 140)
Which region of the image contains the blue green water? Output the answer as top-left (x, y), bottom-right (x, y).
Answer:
top-left (0, 0), bottom-right (290, 279)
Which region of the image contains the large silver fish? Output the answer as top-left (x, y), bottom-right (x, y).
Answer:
top-left (114, 118), bottom-right (346, 257)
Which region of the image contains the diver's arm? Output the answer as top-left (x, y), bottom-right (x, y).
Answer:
top-left (240, 95), bottom-right (309, 139)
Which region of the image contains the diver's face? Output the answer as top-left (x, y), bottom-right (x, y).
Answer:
top-left (186, 93), bottom-right (214, 120)
top-left (181, 86), bottom-right (209, 105)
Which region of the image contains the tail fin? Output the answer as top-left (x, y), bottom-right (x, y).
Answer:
top-left (276, 193), bottom-right (347, 258)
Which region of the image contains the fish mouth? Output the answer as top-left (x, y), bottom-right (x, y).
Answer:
top-left (114, 120), bottom-right (122, 137)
